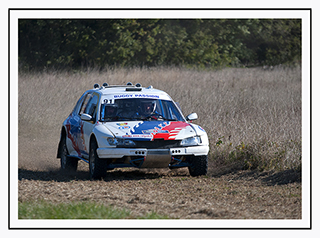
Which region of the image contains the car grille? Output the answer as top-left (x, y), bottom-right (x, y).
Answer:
top-left (118, 139), bottom-right (181, 149)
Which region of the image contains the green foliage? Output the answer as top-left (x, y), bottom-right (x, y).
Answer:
top-left (18, 200), bottom-right (169, 219)
top-left (18, 19), bottom-right (301, 70)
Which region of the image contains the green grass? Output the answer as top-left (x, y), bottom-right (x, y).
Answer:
top-left (18, 201), bottom-right (169, 219)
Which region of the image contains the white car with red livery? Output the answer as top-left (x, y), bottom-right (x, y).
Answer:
top-left (57, 82), bottom-right (209, 179)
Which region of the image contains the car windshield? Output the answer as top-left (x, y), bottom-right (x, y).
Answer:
top-left (100, 98), bottom-right (185, 122)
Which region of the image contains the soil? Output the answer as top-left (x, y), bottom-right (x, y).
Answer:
top-left (18, 132), bottom-right (301, 219)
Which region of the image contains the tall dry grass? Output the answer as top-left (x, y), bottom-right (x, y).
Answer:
top-left (18, 66), bottom-right (301, 173)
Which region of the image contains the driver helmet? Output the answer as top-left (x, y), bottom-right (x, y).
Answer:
top-left (141, 100), bottom-right (156, 115)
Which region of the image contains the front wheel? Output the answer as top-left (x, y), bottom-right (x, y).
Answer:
top-left (89, 139), bottom-right (107, 179)
top-left (60, 136), bottom-right (78, 172)
top-left (187, 155), bottom-right (208, 176)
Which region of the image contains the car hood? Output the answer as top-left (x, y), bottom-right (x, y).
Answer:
top-left (103, 121), bottom-right (197, 141)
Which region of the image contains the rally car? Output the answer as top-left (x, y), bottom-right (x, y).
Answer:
top-left (57, 82), bottom-right (209, 179)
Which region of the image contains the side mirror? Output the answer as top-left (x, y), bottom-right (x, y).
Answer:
top-left (186, 113), bottom-right (198, 122)
top-left (81, 113), bottom-right (93, 121)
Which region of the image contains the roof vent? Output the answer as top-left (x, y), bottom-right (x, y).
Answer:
top-left (126, 87), bottom-right (142, 91)
top-left (127, 82), bottom-right (133, 86)
top-left (136, 83), bottom-right (142, 87)
top-left (102, 83), bottom-right (108, 87)
top-left (93, 83), bottom-right (100, 89)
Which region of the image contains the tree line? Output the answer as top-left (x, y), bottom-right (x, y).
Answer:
top-left (18, 19), bottom-right (301, 70)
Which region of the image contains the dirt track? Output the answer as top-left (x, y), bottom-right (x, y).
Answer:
top-left (18, 132), bottom-right (301, 219)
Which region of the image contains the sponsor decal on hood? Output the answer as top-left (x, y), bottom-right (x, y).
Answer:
top-left (104, 121), bottom-right (195, 141)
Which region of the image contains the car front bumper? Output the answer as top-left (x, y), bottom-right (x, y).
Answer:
top-left (96, 145), bottom-right (209, 168)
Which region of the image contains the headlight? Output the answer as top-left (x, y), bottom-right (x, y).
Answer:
top-left (107, 137), bottom-right (136, 147)
top-left (180, 136), bottom-right (202, 146)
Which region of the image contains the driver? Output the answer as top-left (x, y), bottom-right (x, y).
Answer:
top-left (139, 100), bottom-right (160, 119)
top-left (142, 101), bottom-right (156, 115)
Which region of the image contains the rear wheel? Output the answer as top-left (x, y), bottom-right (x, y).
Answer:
top-left (187, 155), bottom-right (208, 176)
top-left (60, 136), bottom-right (78, 172)
top-left (89, 139), bottom-right (107, 179)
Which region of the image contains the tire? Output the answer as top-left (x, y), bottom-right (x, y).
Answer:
top-left (89, 139), bottom-right (107, 179)
top-left (187, 155), bottom-right (208, 176)
top-left (60, 136), bottom-right (78, 172)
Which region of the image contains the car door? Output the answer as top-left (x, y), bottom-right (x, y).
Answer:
top-left (64, 92), bottom-right (87, 157)
top-left (79, 92), bottom-right (99, 158)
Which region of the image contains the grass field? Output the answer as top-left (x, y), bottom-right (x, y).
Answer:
top-left (18, 66), bottom-right (302, 220)
top-left (19, 66), bottom-right (301, 174)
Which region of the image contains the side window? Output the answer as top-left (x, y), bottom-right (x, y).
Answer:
top-left (84, 94), bottom-right (99, 119)
top-left (79, 94), bottom-right (92, 116)
top-left (73, 93), bottom-right (87, 115)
